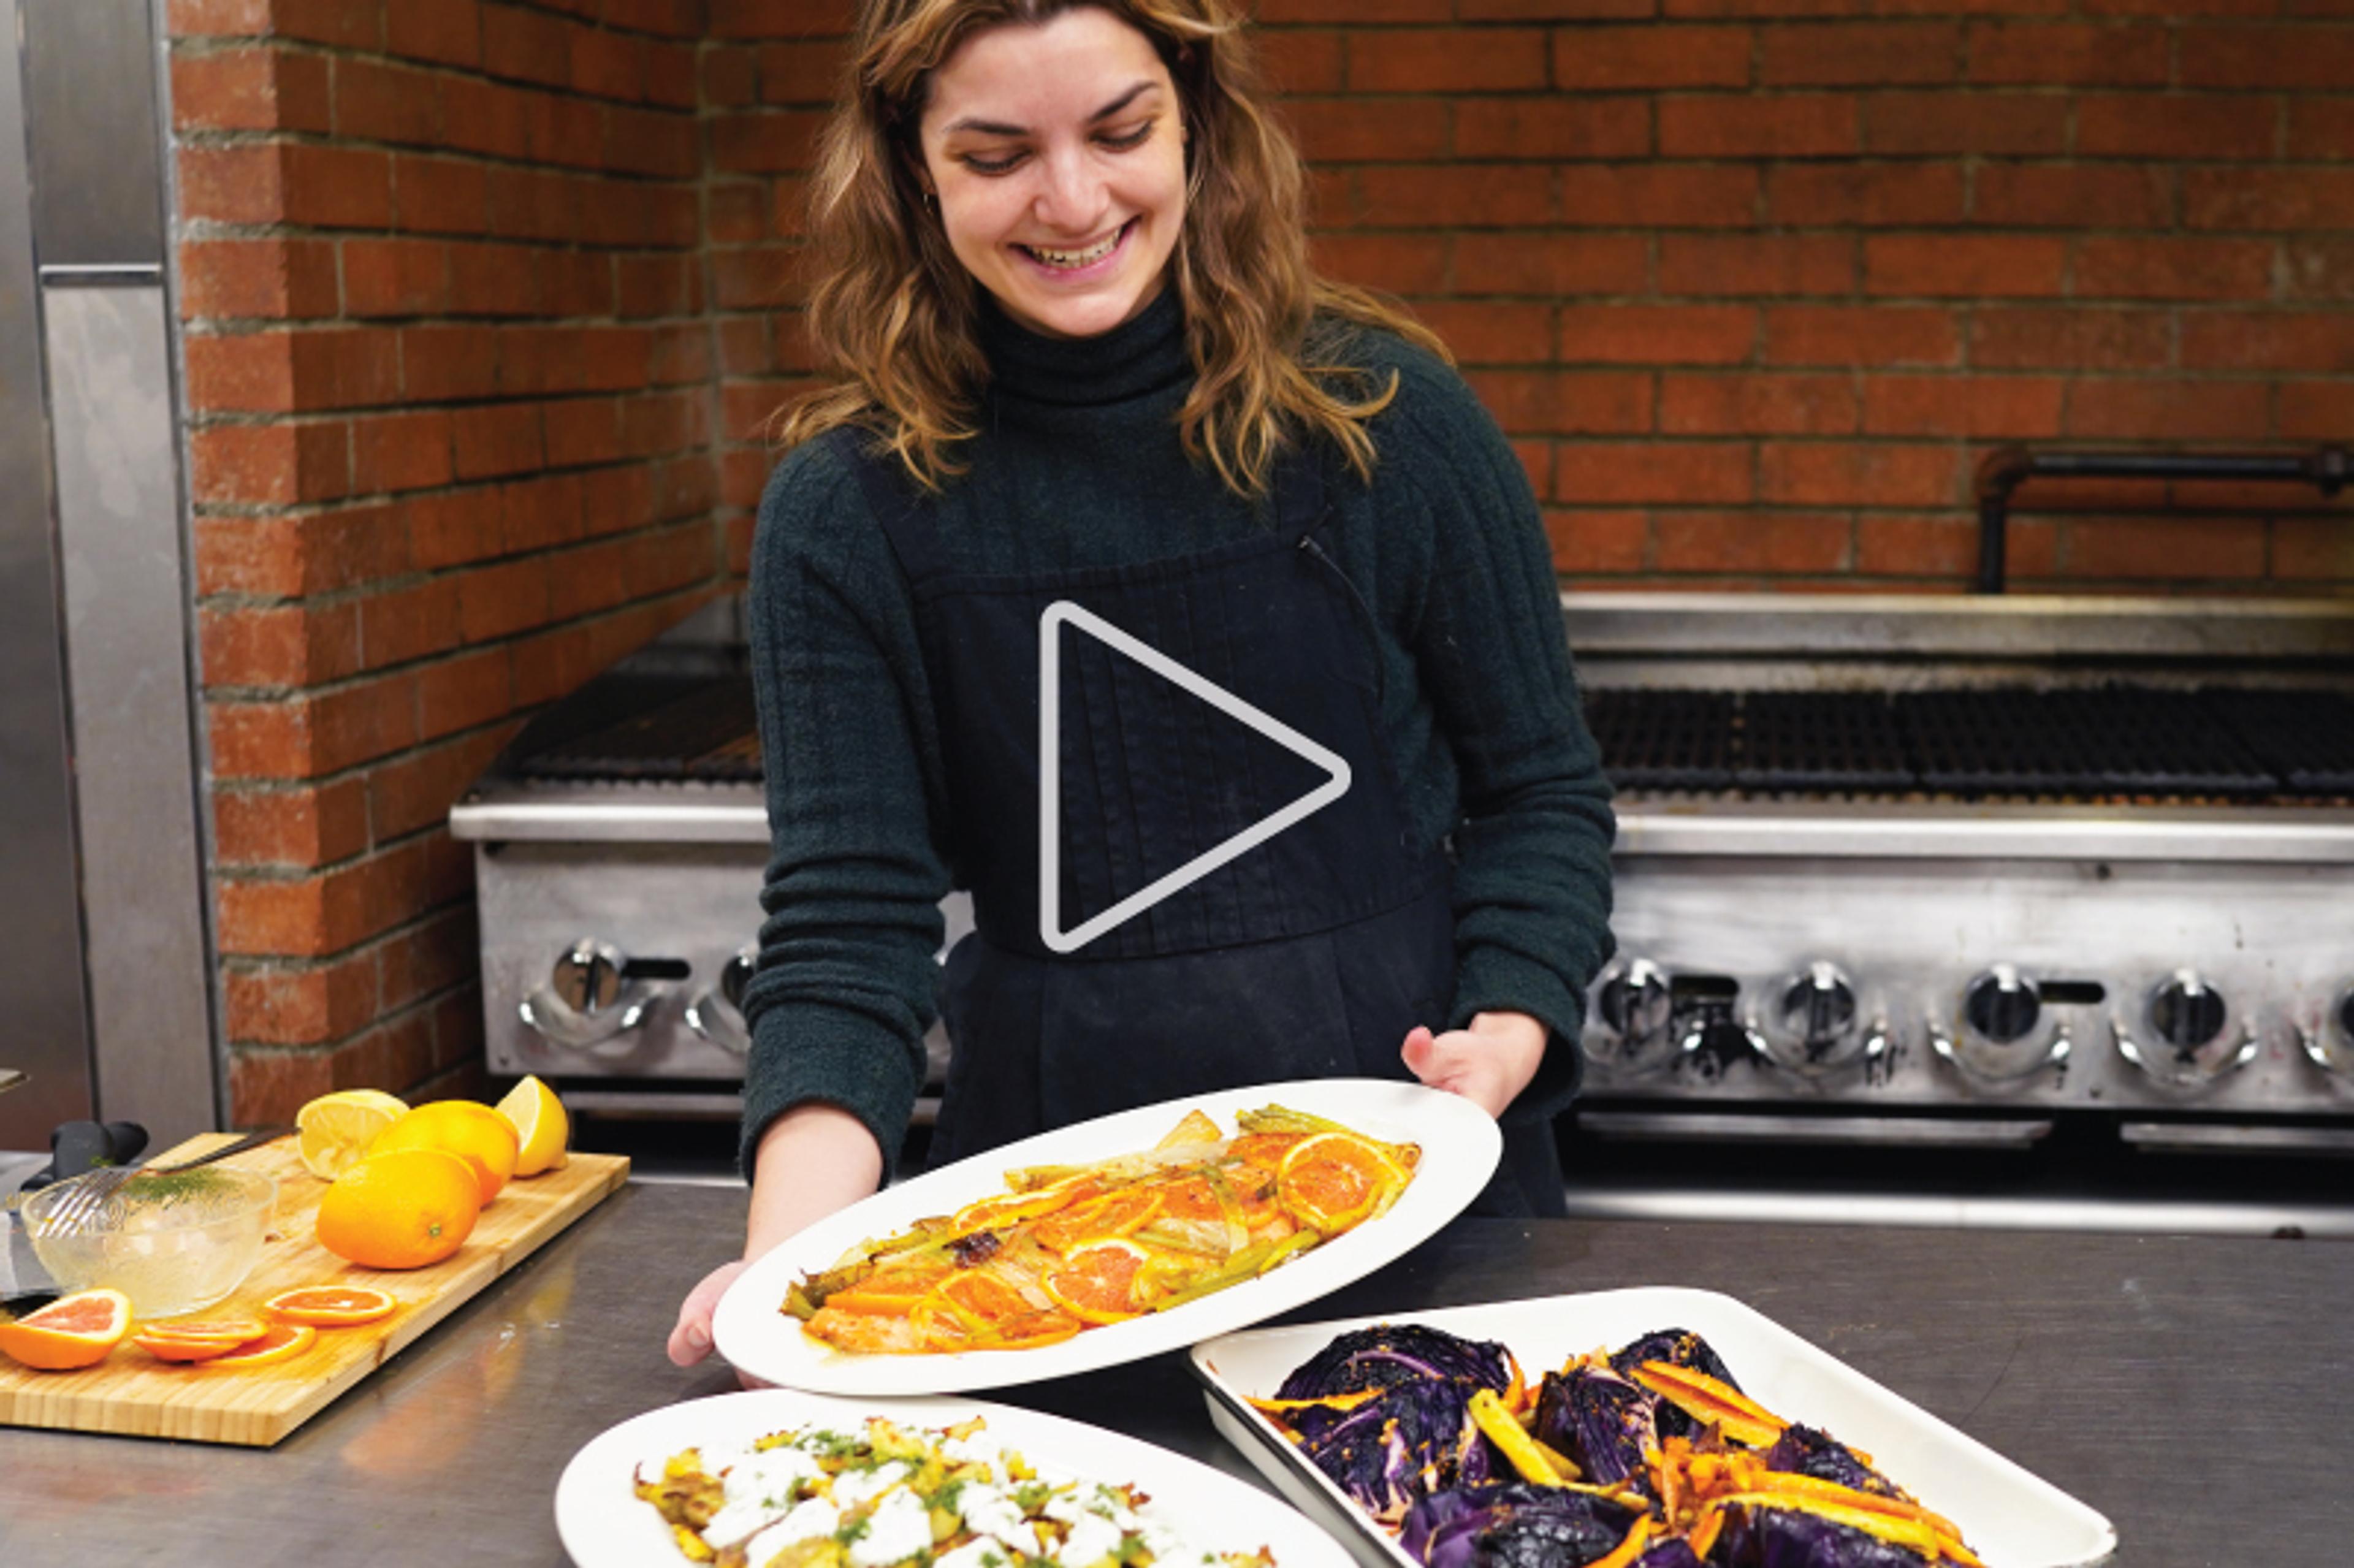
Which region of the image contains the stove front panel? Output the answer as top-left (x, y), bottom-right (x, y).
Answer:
top-left (476, 840), bottom-right (770, 1081)
top-left (1587, 851), bottom-right (2354, 1115)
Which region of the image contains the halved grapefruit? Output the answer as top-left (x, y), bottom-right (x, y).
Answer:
top-left (0, 1287), bottom-right (133, 1371)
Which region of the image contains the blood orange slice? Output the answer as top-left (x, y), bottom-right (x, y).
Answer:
top-left (1042, 1239), bottom-right (1149, 1324)
top-left (206, 1323), bottom-right (316, 1368)
top-left (929, 1269), bottom-right (1036, 1328)
top-left (135, 1331), bottom-right (249, 1364)
top-left (0, 1287), bottom-right (132, 1371)
top-left (264, 1285), bottom-right (397, 1326)
top-left (1030, 1187), bottom-right (1162, 1254)
top-left (1275, 1132), bottom-right (1412, 1233)
top-left (1227, 1132), bottom-right (1308, 1171)
top-left (138, 1316), bottom-right (269, 1343)
top-left (950, 1175), bottom-right (1097, 1237)
top-left (825, 1259), bottom-right (956, 1316)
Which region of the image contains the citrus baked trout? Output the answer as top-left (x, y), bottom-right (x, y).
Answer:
top-left (786, 1106), bottom-right (1420, 1356)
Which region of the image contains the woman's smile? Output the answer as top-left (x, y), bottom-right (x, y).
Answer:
top-left (1015, 218), bottom-right (1137, 277)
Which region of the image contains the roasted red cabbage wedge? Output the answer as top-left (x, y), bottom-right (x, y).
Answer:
top-left (1260, 1323), bottom-right (1984, 1568)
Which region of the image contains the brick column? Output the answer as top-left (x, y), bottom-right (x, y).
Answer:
top-left (170, 0), bottom-right (725, 1123)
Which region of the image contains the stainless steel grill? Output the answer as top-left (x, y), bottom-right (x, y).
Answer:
top-left (452, 592), bottom-right (2354, 1230)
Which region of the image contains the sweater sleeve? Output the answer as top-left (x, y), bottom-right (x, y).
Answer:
top-left (1371, 344), bottom-right (1619, 1122)
top-left (737, 438), bottom-right (951, 1182)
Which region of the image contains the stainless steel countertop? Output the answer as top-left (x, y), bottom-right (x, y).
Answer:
top-left (0, 1182), bottom-right (2345, 1564)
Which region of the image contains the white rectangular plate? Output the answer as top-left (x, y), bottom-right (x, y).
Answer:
top-left (714, 1079), bottom-right (1501, 1396)
top-left (554, 1388), bottom-right (1356, 1568)
top-left (1190, 1287), bottom-right (2117, 1568)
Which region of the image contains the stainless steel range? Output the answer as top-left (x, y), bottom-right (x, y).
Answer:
top-left (452, 591), bottom-right (2354, 1230)
top-left (1566, 593), bottom-right (2354, 1235)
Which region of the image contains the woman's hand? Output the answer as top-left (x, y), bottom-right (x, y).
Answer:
top-left (668, 1259), bottom-right (752, 1368)
top-left (667, 1103), bottom-right (886, 1371)
top-left (1401, 1010), bottom-right (1548, 1119)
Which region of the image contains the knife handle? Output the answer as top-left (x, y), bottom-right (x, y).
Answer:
top-left (21, 1121), bottom-right (113, 1193)
top-left (102, 1122), bottom-right (150, 1167)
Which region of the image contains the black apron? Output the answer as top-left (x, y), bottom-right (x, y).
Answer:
top-left (836, 430), bottom-right (1564, 1217)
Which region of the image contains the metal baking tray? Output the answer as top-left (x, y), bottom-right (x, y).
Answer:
top-left (1189, 1287), bottom-right (2116, 1568)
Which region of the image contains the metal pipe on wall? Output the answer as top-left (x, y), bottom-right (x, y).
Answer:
top-left (0, 0), bottom-right (98, 1149)
top-left (0, 0), bottom-right (218, 1149)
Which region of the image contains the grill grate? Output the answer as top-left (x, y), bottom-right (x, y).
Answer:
top-left (506, 675), bottom-right (2350, 803)
top-left (1738, 691), bottom-right (1913, 793)
top-left (1898, 687), bottom-right (2274, 797)
top-left (523, 676), bottom-right (763, 783)
top-left (1585, 685), bottom-right (2346, 802)
top-left (1581, 690), bottom-right (1735, 791)
top-left (2203, 689), bottom-right (2354, 794)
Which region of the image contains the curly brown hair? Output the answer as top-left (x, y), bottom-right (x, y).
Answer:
top-left (775, 0), bottom-right (1450, 497)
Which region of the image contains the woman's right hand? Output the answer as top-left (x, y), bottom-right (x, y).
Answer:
top-left (665, 1102), bottom-right (887, 1370)
top-left (668, 1258), bottom-right (752, 1368)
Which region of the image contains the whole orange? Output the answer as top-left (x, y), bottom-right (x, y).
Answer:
top-left (316, 1148), bottom-right (482, 1269)
top-left (368, 1100), bottom-right (519, 1206)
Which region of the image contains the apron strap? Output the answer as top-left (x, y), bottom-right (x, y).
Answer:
top-left (828, 426), bottom-right (951, 587)
top-left (1273, 438), bottom-right (1330, 542)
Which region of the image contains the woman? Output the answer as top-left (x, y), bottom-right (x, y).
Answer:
top-left (669, 0), bottom-right (1614, 1367)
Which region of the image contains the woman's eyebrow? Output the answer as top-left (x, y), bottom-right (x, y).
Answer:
top-left (942, 80), bottom-right (1159, 138)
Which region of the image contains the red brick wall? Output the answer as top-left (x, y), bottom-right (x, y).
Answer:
top-left (170, 0), bottom-right (723, 1123)
top-left (1254, 6), bottom-right (2354, 591)
top-left (714, 4), bottom-right (2354, 596)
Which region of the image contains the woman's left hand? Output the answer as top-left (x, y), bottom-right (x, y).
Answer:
top-left (1400, 1011), bottom-right (1548, 1120)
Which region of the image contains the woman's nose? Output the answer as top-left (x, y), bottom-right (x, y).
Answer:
top-left (1032, 145), bottom-right (1105, 231)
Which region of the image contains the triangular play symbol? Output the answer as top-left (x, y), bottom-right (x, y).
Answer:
top-left (1038, 599), bottom-right (1352, 954)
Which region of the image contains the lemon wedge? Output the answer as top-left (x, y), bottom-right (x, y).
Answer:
top-left (495, 1075), bottom-right (569, 1177)
top-left (295, 1088), bottom-right (409, 1181)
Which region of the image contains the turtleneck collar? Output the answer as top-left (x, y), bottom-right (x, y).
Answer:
top-left (977, 283), bottom-right (1191, 408)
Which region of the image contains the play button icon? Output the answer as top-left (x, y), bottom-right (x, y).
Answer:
top-left (1038, 599), bottom-right (1352, 954)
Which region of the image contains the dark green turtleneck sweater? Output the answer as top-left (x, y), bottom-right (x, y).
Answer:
top-left (739, 290), bottom-right (1615, 1179)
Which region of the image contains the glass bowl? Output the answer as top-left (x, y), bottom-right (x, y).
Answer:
top-left (23, 1165), bottom-right (278, 1319)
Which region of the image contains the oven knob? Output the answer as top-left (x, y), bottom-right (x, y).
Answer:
top-left (1930, 964), bottom-right (2068, 1085)
top-left (1780, 962), bottom-right (1857, 1052)
top-left (2301, 984), bottom-right (2354, 1079)
top-left (1964, 966), bottom-right (2040, 1045)
top-left (520, 938), bottom-right (671, 1050)
top-left (2112, 969), bottom-right (2257, 1090)
top-left (1751, 961), bottom-right (1888, 1079)
top-left (1590, 959), bottom-right (1679, 1074)
top-left (552, 943), bottom-right (623, 1016)
top-left (686, 948), bottom-right (758, 1057)
top-left (2150, 972), bottom-right (2227, 1050)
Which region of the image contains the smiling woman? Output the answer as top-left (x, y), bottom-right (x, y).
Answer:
top-left (668, 0), bottom-right (1617, 1371)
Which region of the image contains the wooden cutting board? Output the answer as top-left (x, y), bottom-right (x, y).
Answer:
top-left (0, 1133), bottom-right (629, 1446)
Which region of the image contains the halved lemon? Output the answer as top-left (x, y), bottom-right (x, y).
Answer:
top-left (296, 1088), bottom-right (409, 1181)
top-left (494, 1075), bottom-right (569, 1178)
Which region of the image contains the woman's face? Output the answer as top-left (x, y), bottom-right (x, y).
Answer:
top-left (916, 7), bottom-right (1187, 341)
